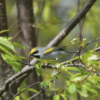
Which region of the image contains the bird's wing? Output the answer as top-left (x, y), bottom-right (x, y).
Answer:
top-left (43, 46), bottom-right (67, 55)
top-left (43, 47), bottom-right (55, 54)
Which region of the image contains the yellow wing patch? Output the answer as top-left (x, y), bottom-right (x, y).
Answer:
top-left (29, 48), bottom-right (36, 55)
top-left (44, 47), bottom-right (55, 54)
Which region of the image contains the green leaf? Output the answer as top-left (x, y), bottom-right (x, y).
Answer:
top-left (1, 53), bottom-right (21, 72)
top-left (89, 95), bottom-right (98, 100)
top-left (0, 29), bottom-right (10, 34)
top-left (35, 24), bottom-right (48, 30)
top-left (71, 73), bottom-right (85, 82)
top-left (27, 88), bottom-right (39, 93)
top-left (12, 42), bottom-right (26, 50)
top-left (14, 96), bottom-right (20, 100)
top-left (0, 45), bottom-right (12, 56)
top-left (58, 75), bottom-right (69, 80)
top-left (71, 73), bottom-right (82, 79)
top-left (62, 70), bottom-right (73, 76)
top-left (48, 81), bottom-right (52, 88)
top-left (92, 76), bottom-right (100, 82)
top-left (77, 88), bottom-right (88, 97)
top-left (71, 76), bottom-right (83, 82)
top-left (0, 37), bottom-right (16, 52)
top-left (35, 64), bottom-right (41, 76)
top-left (3, 37), bottom-right (12, 40)
top-left (88, 78), bottom-right (98, 85)
top-left (83, 85), bottom-right (98, 95)
top-left (63, 67), bottom-right (80, 72)
top-left (1, 53), bottom-right (16, 63)
top-left (40, 81), bottom-right (47, 88)
top-left (95, 43), bottom-right (98, 49)
top-left (68, 83), bottom-right (76, 94)
top-left (53, 95), bottom-right (60, 100)
top-left (73, 56), bottom-right (80, 60)
top-left (95, 84), bottom-right (100, 89)
top-left (60, 94), bottom-right (67, 100)
top-left (16, 56), bottom-right (26, 60)
top-left (82, 50), bottom-right (95, 63)
top-left (64, 87), bottom-right (67, 96)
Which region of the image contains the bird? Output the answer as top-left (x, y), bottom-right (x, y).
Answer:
top-left (29, 46), bottom-right (77, 60)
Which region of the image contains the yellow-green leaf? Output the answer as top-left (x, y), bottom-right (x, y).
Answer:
top-left (53, 95), bottom-right (60, 100)
top-left (0, 37), bottom-right (16, 52)
top-left (68, 83), bottom-right (76, 94)
top-left (27, 88), bottom-right (39, 93)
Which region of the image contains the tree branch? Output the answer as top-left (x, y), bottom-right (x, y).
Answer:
top-left (29, 0), bottom-right (97, 64)
top-left (47, 0), bottom-right (97, 47)
top-left (1, 44), bottom-right (100, 96)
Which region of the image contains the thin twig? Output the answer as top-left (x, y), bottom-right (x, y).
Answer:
top-left (78, 47), bottom-right (84, 65)
top-left (17, 59), bottom-right (86, 69)
top-left (28, 87), bottom-right (47, 100)
top-left (72, 37), bottom-right (100, 58)
top-left (54, 69), bottom-right (56, 95)
top-left (28, 79), bottom-right (54, 100)
top-left (28, 72), bottom-right (61, 100)
top-left (85, 38), bottom-right (100, 47)
top-left (58, 85), bottom-right (68, 95)
top-left (10, 25), bottom-right (31, 42)
top-left (78, 70), bottom-right (92, 83)
top-left (10, 82), bottom-right (41, 100)
top-left (17, 60), bottom-right (32, 66)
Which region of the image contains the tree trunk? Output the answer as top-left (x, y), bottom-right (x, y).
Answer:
top-left (16, 0), bottom-right (46, 99)
top-left (0, 0), bottom-right (14, 99)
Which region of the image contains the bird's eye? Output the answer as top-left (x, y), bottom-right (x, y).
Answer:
top-left (33, 50), bottom-right (39, 54)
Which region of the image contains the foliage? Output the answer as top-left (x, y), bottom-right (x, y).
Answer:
top-left (1, 33), bottom-right (100, 100)
top-left (34, 38), bottom-right (100, 100)
top-left (0, 35), bottom-right (25, 72)
top-left (1, 0), bottom-right (100, 100)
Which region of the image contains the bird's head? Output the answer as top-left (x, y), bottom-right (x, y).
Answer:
top-left (29, 48), bottom-right (40, 59)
